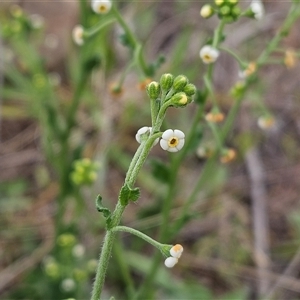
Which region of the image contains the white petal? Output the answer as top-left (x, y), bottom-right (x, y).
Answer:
top-left (162, 129), bottom-right (174, 140)
top-left (160, 139), bottom-right (169, 150)
top-left (167, 147), bottom-right (178, 153)
top-left (170, 245), bottom-right (184, 258)
top-left (137, 126), bottom-right (149, 135)
top-left (176, 139), bottom-right (185, 151)
top-left (164, 257), bottom-right (178, 268)
top-left (174, 129), bottom-right (185, 139)
top-left (135, 126), bottom-right (150, 143)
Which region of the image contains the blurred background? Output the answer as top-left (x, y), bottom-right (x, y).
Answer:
top-left (1, 0), bottom-right (300, 299)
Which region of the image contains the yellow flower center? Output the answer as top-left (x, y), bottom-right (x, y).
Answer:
top-left (168, 137), bottom-right (179, 147)
top-left (98, 5), bottom-right (108, 13)
top-left (204, 54), bottom-right (212, 61)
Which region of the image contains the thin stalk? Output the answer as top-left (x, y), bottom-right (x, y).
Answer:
top-left (112, 226), bottom-right (164, 250)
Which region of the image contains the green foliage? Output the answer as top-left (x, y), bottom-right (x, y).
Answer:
top-left (119, 184), bottom-right (141, 205)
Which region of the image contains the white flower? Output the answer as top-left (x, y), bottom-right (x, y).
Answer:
top-left (160, 129), bottom-right (185, 153)
top-left (135, 126), bottom-right (158, 145)
top-left (164, 257), bottom-right (178, 268)
top-left (250, 0), bottom-right (264, 20)
top-left (72, 25), bottom-right (84, 46)
top-left (257, 115), bottom-right (276, 130)
top-left (199, 45), bottom-right (220, 64)
top-left (91, 0), bottom-right (112, 14)
top-left (72, 244), bottom-right (85, 258)
top-left (164, 244), bottom-right (184, 268)
top-left (61, 278), bottom-right (76, 292)
top-left (200, 4), bottom-right (214, 19)
top-left (170, 244), bottom-right (184, 258)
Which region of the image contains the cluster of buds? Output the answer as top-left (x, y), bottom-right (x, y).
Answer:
top-left (164, 244), bottom-right (184, 268)
top-left (146, 73), bottom-right (196, 108)
top-left (70, 158), bottom-right (100, 186)
top-left (200, 0), bottom-right (241, 22)
top-left (2, 5), bottom-right (44, 39)
top-left (135, 74), bottom-right (196, 153)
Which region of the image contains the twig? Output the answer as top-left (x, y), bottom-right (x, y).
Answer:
top-left (245, 146), bottom-right (271, 296)
top-left (264, 246), bottom-right (300, 299)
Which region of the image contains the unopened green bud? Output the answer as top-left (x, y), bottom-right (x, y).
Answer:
top-left (215, 0), bottom-right (224, 6)
top-left (231, 6), bottom-right (241, 18)
top-left (200, 4), bottom-right (214, 18)
top-left (173, 75), bottom-right (188, 91)
top-left (228, 0), bottom-right (238, 6)
top-left (170, 92), bottom-right (188, 107)
top-left (183, 83), bottom-right (197, 96)
top-left (160, 73), bottom-right (174, 91)
top-left (219, 5), bottom-right (230, 16)
top-left (146, 81), bottom-right (160, 99)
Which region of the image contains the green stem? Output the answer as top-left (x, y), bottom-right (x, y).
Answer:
top-left (111, 5), bottom-right (138, 49)
top-left (85, 17), bottom-right (116, 38)
top-left (111, 5), bottom-right (150, 76)
top-left (91, 230), bottom-right (117, 300)
top-left (207, 121), bottom-right (223, 150)
top-left (127, 132), bottom-right (162, 186)
top-left (112, 226), bottom-right (165, 250)
top-left (219, 46), bottom-right (245, 67)
top-left (91, 131), bottom-right (161, 299)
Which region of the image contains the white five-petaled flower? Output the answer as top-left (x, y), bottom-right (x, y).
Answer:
top-left (164, 244), bottom-right (184, 268)
top-left (199, 45), bottom-right (220, 64)
top-left (91, 0), bottom-right (112, 14)
top-left (250, 0), bottom-right (264, 20)
top-left (72, 25), bottom-right (84, 46)
top-left (160, 129), bottom-right (185, 153)
top-left (135, 126), bottom-right (159, 145)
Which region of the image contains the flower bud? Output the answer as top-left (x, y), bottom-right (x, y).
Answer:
top-left (228, 0), bottom-right (239, 6)
top-left (160, 73), bottom-right (174, 91)
top-left (146, 81), bottom-right (160, 99)
top-left (219, 5), bottom-right (231, 16)
top-left (183, 83), bottom-right (197, 96)
top-left (220, 148), bottom-right (236, 164)
top-left (215, 0), bottom-right (224, 6)
top-left (170, 92), bottom-right (188, 107)
top-left (173, 75), bottom-right (188, 91)
top-left (200, 5), bottom-right (214, 19)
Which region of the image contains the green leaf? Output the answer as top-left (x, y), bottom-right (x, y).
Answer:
top-left (119, 184), bottom-right (140, 205)
top-left (95, 195), bottom-right (111, 219)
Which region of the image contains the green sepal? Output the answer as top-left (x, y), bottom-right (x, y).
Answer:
top-left (119, 184), bottom-right (141, 205)
top-left (95, 195), bottom-right (111, 219)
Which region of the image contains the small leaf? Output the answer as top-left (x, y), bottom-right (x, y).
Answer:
top-left (119, 184), bottom-right (140, 205)
top-left (95, 195), bottom-right (111, 218)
